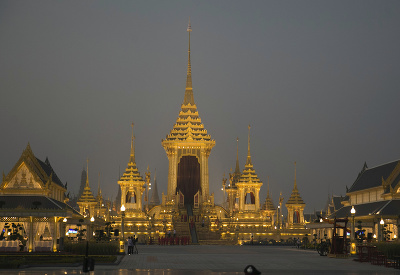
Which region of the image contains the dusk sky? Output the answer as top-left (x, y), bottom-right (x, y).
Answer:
top-left (1, 1), bottom-right (400, 213)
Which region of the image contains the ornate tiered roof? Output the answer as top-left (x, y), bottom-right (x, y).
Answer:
top-left (162, 20), bottom-right (215, 146)
top-left (286, 163), bottom-right (305, 205)
top-left (77, 160), bottom-right (96, 204)
top-left (149, 169), bottom-right (160, 205)
top-left (119, 124), bottom-right (145, 185)
top-left (237, 125), bottom-right (262, 187)
top-left (263, 180), bottom-right (276, 211)
top-left (227, 138), bottom-right (241, 189)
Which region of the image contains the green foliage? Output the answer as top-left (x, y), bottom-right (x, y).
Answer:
top-left (64, 241), bottom-right (119, 255)
top-left (0, 257), bottom-right (21, 269)
top-left (376, 242), bottom-right (400, 259)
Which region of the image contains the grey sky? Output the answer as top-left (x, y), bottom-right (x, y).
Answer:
top-left (1, 1), bottom-right (400, 213)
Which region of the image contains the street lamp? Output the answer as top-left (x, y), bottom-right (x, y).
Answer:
top-left (277, 205), bottom-right (280, 229)
top-left (120, 205), bottom-right (125, 254)
top-left (90, 217), bottom-right (95, 240)
top-left (380, 218), bottom-right (384, 241)
top-left (63, 218), bottom-right (67, 236)
top-left (350, 206), bottom-right (356, 254)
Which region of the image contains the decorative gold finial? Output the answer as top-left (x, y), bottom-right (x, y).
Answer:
top-left (131, 123), bottom-right (134, 149)
top-left (98, 172), bottom-right (101, 195)
top-left (184, 18), bottom-right (194, 104)
top-left (246, 125), bottom-right (252, 166)
top-left (187, 17), bottom-right (192, 32)
top-left (235, 137), bottom-right (240, 173)
top-left (86, 158), bottom-right (89, 187)
top-left (294, 162), bottom-right (297, 188)
top-left (130, 123), bottom-right (136, 163)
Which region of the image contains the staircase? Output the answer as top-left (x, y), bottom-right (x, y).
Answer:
top-left (187, 204), bottom-right (198, 244)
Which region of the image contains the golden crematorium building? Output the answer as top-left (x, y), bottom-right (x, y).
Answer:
top-left (114, 22), bottom-right (310, 244)
top-left (0, 22), bottom-right (311, 249)
top-left (0, 144), bottom-right (81, 252)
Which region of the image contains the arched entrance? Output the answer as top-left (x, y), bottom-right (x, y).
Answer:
top-left (177, 156), bottom-right (200, 205)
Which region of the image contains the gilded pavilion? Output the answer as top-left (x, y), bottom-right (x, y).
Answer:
top-left (113, 21), bottom-right (310, 244)
top-left (0, 22), bottom-right (313, 250)
top-left (0, 144), bottom-right (81, 252)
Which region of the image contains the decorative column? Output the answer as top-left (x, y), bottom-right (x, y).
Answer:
top-left (255, 188), bottom-right (260, 211)
top-left (52, 217), bottom-right (58, 252)
top-left (28, 216), bottom-right (34, 252)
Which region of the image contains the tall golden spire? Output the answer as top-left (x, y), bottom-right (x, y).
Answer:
top-left (78, 158), bottom-right (96, 204)
top-left (184, 18), bottom-right (194, 105)
top-left (246, 124), bottom-right (252, 166)
top-left (86, 158), bottom-right (89, 188)
top-left (119, 123), bottom-right (144, 183)
top-left (129, 123), bottom-right (136, 163)
top-left (286, 161), bottom-right (305, 205)
top-left (97, 172), bottom-right (102, 197)
top-left (235, 137), bottom-right (240, 173)
top-left (263, 176), bottom-right (276, 211)
top-left (294, 162), bottom-right (297, 189)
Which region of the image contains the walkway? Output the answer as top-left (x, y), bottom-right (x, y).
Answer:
top-left (5, 245), bottom-right (398, 274)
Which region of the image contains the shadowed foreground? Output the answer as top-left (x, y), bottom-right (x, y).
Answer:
top-left (3, 245), bottom-right (398, 275)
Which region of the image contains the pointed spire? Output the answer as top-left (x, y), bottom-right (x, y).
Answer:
top-left (286, 162), bottom-right (305, 206)
top-left (294, 162), bottom-right (297, 189)
top-left (246, 124), bottom-right (252, 166)
top-left (235, 137), bottom-right (240, 173)
top-left (77, 158), bottom-right (96, 204)
top-left (150, 168), bottom-right (160, 205)
top-left (97, 172), bottom-right (102, 196)
top-left (129, 123), bottom-right (136, 163)
top-left (184, 18), bottom-right (194, 105)
top-left (86, 158), bottom-right (89, 188)
top-left (263, 176), bottom-right (276, 211)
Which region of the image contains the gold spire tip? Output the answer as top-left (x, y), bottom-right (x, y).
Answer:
top-left (187, 17), bottom-right (192, 32)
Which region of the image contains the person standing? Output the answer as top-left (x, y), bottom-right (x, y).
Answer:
top-left (128, 236), bottom-right (133, 255)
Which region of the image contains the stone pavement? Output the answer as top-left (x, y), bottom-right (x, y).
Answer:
top-left (5, 245), bottom-right (398, 275)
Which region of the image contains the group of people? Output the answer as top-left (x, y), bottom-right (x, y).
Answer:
top-left (127, 235), bottom-right (138, 255)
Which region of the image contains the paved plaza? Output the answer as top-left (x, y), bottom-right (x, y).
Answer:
top-left (4, 245), bottom-right (398, 275)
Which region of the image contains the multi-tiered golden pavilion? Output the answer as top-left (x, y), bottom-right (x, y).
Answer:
top-left (0, 21), bottom-right (311, 250)
top-left (112, 21), bottom-right (309, 244)
top-left (161, 20), bottom-right (215, 208)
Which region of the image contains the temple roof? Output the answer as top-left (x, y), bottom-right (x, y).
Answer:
top-left (77, 160), bottom-right (96, 204)
top-left (227, 138), bottom-right (241, 189)
top-left (149, 170), bottom-right (160, 205)
top-left (286, 163), bottom-right (305, 206)
top-left (36, 157), bottom-right (64, 188)
top-left (237, 126), bottom-right (262, 187)
top-left (348, 160), bottom-right (400, 193)
top-left (119, 124), bottom-right (145, 185)
top-left (162, 21), bottom-right (214, 146)
top-left (2, 143), bottom-right (66, 190)
top-left (263, 182), bottom-right (276, 211)
top-left (328, 199), bottom-right (400, 219)
top-left (0, 195), bottom-right (81, 217)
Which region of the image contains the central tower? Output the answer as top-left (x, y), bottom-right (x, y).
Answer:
top-left (162, 20), bottom-right (215, 205)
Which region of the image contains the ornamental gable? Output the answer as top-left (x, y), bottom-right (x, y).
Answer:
top-left (4, 162), bottom-right (42, 190)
